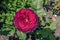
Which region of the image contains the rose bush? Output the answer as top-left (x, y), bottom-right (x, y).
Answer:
top-left (14, 9), bottom-right (38, 33)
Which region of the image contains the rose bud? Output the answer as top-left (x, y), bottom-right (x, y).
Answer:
top-left (57, 4), bottom-right (60, 9)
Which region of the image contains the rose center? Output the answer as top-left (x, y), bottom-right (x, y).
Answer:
top-left (19, 14), bottom-right (30, 25)
top-left (25, 19), bottom-right (29, 22)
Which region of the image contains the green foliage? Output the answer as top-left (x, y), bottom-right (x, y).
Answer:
top-left (45, 22), bottom-right (57, 30)
top-left (34, 28), bottom-right (56, 40)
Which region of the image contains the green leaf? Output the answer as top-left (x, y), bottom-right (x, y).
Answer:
top-left (17, 30), bottom-right (26, 40)
top-left (8, 30), bottom-right (15, 36)
top-left (32, 0), bottom-right (43, 9)
top-left (45, 22), bottom-right (57, 30)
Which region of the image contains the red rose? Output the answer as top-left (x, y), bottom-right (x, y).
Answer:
top-left (14, 9), bottom-right (38, 33)
top-left (57, 4), bottom-right (60, 9)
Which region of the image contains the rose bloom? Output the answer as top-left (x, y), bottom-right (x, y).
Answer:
top-left (14, 9), bottom-right (38, 33)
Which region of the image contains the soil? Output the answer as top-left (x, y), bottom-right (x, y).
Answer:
top-left (0, 35), bottom-right (8, 40)
top-left (54, 16), bottom-right (60, 37)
